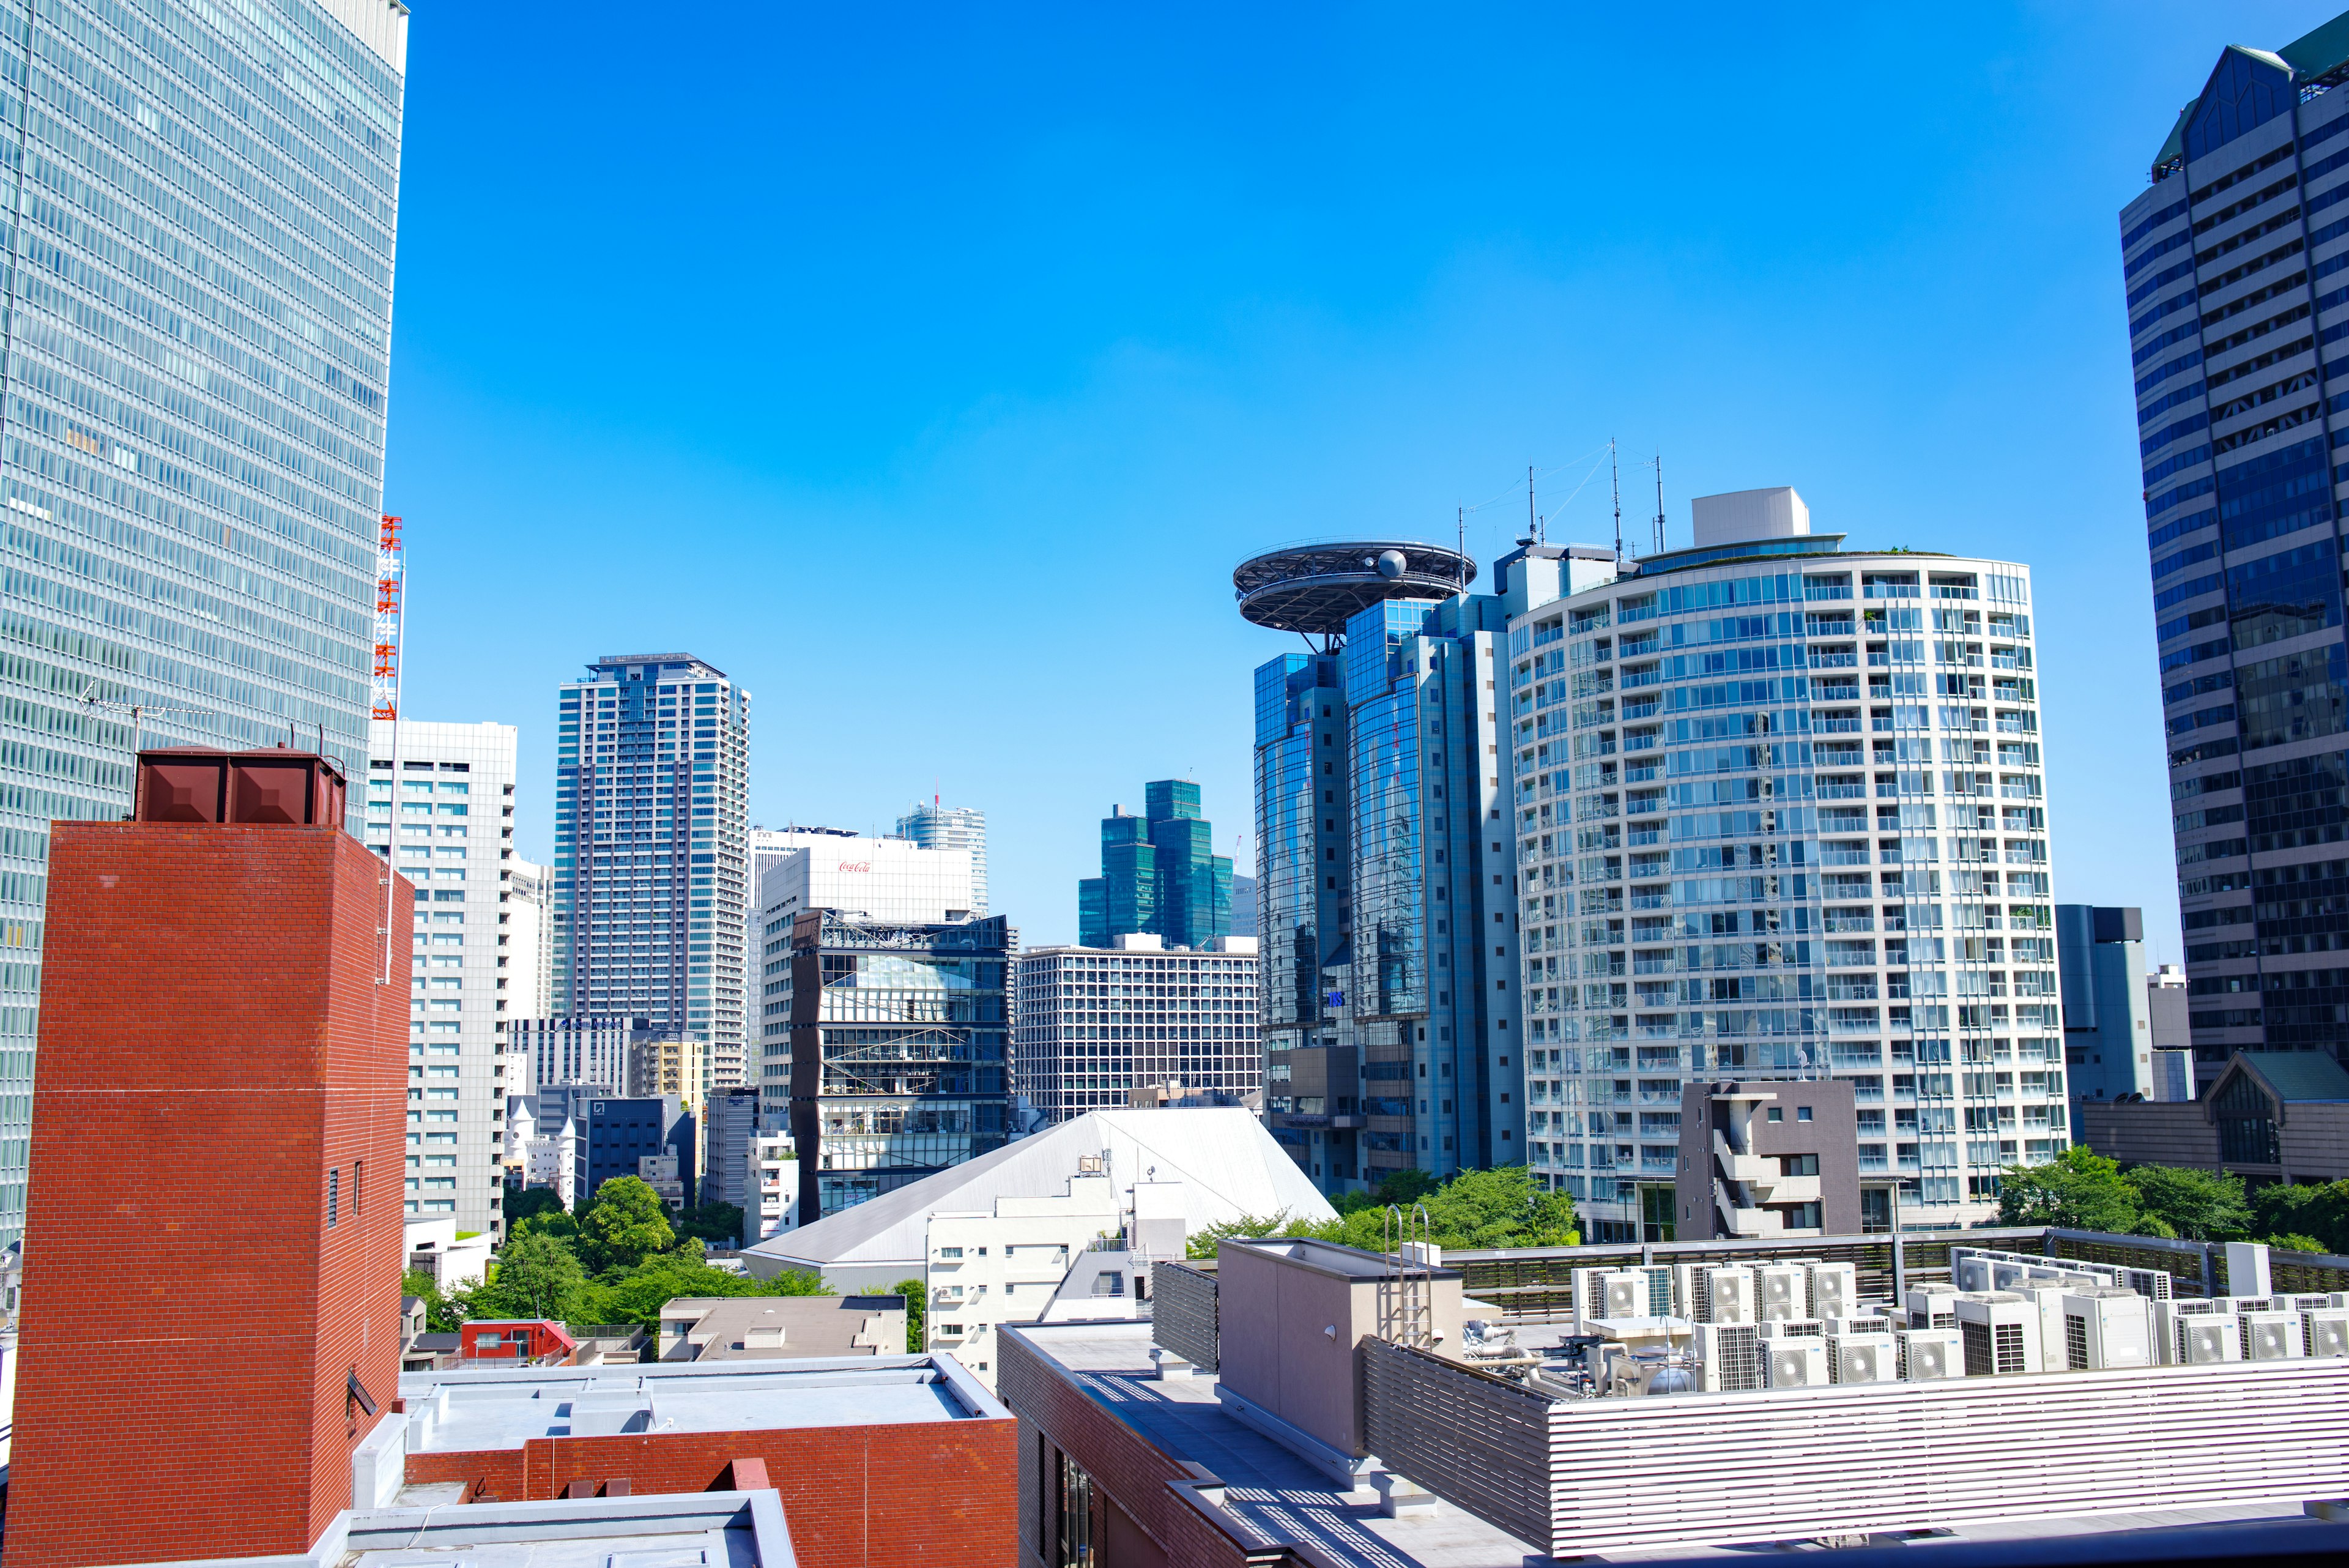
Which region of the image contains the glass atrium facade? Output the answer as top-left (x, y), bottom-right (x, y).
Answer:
top-left (553, 653), bottom-right (751, 1085)
top-left (0, 0), bottom-right (406, 1244)
top-left (2122, 19), bottom-right (2349, 1089)
top-left (770, 910), bottom-right (1012, 1219)
top-left (1513, 552), bottom-right (2061, 1238)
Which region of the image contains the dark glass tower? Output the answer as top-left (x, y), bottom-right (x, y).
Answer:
top-left (1077, 779), bottom-right (1233, 950)
top-left (2122, 13), bottom-right (2349, 1091)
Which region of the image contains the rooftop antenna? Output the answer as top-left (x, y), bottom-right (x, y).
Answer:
top-left (1652, 453), bottom-right (1667, 555)
top-left (1457, 504), bottom-right (1468, 600)
top-left (1527, 464), bottom-right (1539, 544)
top-left (1609, 438), bottom-right (1623, 565)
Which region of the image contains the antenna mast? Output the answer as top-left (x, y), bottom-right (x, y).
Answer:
top-left (1609, 438), bottom-right (1622, 563)
top-left (1457, 503), bottom-right (1468, 599)
top-left (1652, 453), bottom-right (1667, 555)
top-left (1528, 464), bottom-right (1539, 544)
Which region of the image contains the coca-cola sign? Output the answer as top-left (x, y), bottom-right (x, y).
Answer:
top-left (837, 861), bottom-right (872, 873)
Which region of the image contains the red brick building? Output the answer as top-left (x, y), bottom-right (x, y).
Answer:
top-left (7, 750), bottom-right (410, 1568)
top-left (398, 1356), bottom-right (1019, 1568)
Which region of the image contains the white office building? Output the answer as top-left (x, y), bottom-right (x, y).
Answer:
top-left (754, 831), bottom-right (976, 927)
top-left (507, 856), bottom-right (554, 1021)
top-left (897, 801), bottom-right (990, 915)
top-left (1510, 489), bottom-right (2063, 1236)
top-left (366, 719), bottom-right (524, 1238)
top-left (1012, 935), bottom-right (1261, 1123)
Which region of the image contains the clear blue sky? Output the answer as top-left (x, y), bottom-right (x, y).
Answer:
top-left (382, 2), bottom-right (2320, 955)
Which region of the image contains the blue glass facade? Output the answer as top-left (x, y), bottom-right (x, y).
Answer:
top-left (2124, 17), bottom-right (2349, 1087)
top-left (0, 0), bottom-right (406, 1244)
top-left (1252, 590), bottom-right (1524, 1197)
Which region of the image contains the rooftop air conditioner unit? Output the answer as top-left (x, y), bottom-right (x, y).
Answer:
top-left (1757, 1265), bottom-right (1807, 1321)
top-left (1827, 1332), bottom-right (1897, 1384)
top-left (1569, 1267), bottom-right (1611, 1329)
top-left (2240, 1309), bottom-right (2303, 1362)
top-left (1764, 1337), bottom-right (1828, 1389)
top-left (1907, 1286), bottom-right (1959, 1331)
top-left (2017, 1284), bottom-right (2073, 1373)
top-left (2305, 1309), bottom-right (2349, 1359)
top-left (2174, 1313), bottom-right (2241, 1366)
top-left (1671, 1263), bottom-right (1707, 1320)
top-left (1807, 1263), bottom-right (1858, 1321)
top-left (1896, 1326), bottom-right (1962, 1381)
top-left (2062, 1290), bottom-right (2153, 1370)
top-left (1952, 1254), bottom-right (1996, 1293)
top-left (2216, 1296), bottom-right (2275, 1314)
top-left (1707, 1268), bottom-right (1756, 1325)
top-left (2120, 1267), bottom-right (2175, 1301)
top-left (1757, 1319), bottom-right (1824, 1339)
top-left (1600, 1266), bottom-right (1672, 1319)
top-left (2286, 1292), bottom-right (2348, 1312)
top-left (1956, 1293), bottom-right (2043, 1377)
top-left (1825, 1315), bottom-right (1895, 1337)
top-left (1990, 1260), bottom-right (2043, 1292)
top-left (1696, 1323), bottom-right (1762, 1392)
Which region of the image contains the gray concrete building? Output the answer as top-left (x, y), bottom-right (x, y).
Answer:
top-left (1672, 1079), bottom-right (1863, 1241)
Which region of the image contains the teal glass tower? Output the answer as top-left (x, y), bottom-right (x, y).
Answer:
top-left (1078, 780), bottom-right (1234, 949)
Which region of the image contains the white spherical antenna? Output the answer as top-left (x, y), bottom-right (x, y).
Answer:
top-left (1375, 549), bottom-right (1408, 579)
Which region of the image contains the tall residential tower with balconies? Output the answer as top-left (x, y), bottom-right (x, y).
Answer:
top-left (2122, 13), bottom-right (2349, 1090)
top-left (1511, 489), bottom-right (2062, 1239)
top-left (553, 655), bottom-right (752, 1085)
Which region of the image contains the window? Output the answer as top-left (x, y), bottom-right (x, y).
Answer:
top-left (1796, 1106), bottom-right (1813, 1122)
top-left (326, 1168), bottom-right (339, 1229)
top-left (1766, 1107), bottom-right (1783, 1123)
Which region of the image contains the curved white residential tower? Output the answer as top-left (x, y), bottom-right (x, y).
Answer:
top-left (1510, 489), bottom-right (2064, 1238)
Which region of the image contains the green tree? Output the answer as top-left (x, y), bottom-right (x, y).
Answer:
top-left (892, 1276), bottom-right (927, 1353)
top-left (460, 1228), bottom-right (587, 1323)
top-left (2271, 1233), bottom-right (2328, 1253)
top-left (675, 1200), bottom-right (746, 1247)
top-left (574, 1255), bottom-right (830, 1330)
top-left (1995, 1146), bottom-right (2143, 1232)
top-left (505, 1186), bottom-right (565, 1225)
top-left (576, 1176), bottom-right (677, 1272)
top-left (2252, 1180), bottom-right (2349, 1255)
top-left (1185, 1212), bottom-right (1300, 1260)
top-left (2122, 1164), bottom-right (2249, 1241)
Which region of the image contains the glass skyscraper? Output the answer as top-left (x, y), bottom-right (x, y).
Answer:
top-left (1076, 779), bottom-right (1233, 951)
top-left (2123, 14), bottom-right (2349, 1093)
top-left (553, 654), bottom-right (751, 1086)
top-left (0, 0), bottom-right (406, 1244)
top-left (1238, 540), bottom-right (1551, 1196)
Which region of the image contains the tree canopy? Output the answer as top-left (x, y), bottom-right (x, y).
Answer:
top-left (443, 1184), bottom-right (827, 1333)
top-left (1186, 1165), bottom-right (1578, 1260)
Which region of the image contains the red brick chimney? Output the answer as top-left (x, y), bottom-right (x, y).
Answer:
top-left (7, 748), bottom-right (410, 1568)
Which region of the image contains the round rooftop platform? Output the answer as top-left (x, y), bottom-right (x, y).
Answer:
top-left (1232, 539), bottom-right (1477, 634)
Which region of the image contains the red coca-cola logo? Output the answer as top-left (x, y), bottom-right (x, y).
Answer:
top-left (837, 861), bottom-right (871, 872)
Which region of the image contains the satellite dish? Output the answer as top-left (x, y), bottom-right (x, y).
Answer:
top-left (1375, 549), bottom-right (1408, 579)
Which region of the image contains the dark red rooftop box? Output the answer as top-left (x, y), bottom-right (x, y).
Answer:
top-left (135, 746), bottom-right (347, 827)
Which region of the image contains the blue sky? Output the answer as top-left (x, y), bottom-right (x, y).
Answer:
top-left (382, 2), bottom-right (2321, 953)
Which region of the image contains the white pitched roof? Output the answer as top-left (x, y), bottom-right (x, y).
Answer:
top-left (744, 1108), bottom-right (1333, 1278)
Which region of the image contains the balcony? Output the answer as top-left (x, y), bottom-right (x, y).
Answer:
top-left (1712, 1133), bottom-right (1773, 1186)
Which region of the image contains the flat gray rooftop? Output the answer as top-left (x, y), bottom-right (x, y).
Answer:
top-left (1020, 1321), bottom-right (2327, 1568)
top-left (400, 1355), bottom-right (1000, 1454)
